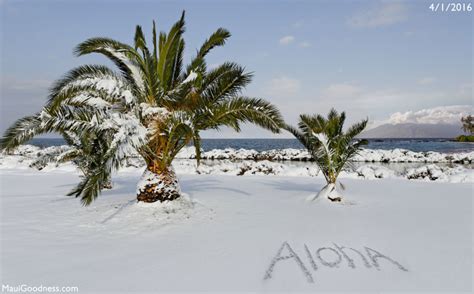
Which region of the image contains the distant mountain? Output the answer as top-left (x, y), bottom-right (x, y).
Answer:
top-left (360, 123), bottom-right (465, 139)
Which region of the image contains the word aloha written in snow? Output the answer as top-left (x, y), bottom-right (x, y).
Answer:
top-left (264, 241), bottom-right (408, 283)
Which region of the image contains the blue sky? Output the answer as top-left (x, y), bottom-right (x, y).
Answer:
top-left (1, 0), bottom-right (472, 137)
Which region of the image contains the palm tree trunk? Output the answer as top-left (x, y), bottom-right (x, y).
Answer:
top-left (308, 182), bottom-right (343, 202)
top-left (322, 182), bottom-right (342, 202)
top-left (136, 162), bottom-right (181, 203)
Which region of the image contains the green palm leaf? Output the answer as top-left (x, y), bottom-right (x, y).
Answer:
top-left (209, 97), bottom-right (284, 133)
top-left (0, 115), bottom-right (43, 152)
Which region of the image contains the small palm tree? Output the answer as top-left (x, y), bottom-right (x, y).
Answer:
top-left (286, 109), bottom-right (367, 202)
top-left (461, 115), bottom-right (473, 134)
top-left (1, 12), bottom-right (284, 205)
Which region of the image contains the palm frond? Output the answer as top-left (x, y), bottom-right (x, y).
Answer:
top-left (152, 20), bottom-right (158, 59)
top-left (200, 62), bottom-right (252, 103)
top-left (198, 28), bottom-right (231, 58)
top-left (48, 84), bottom-right (123, 112)
top-left (345, 119), bottom-right (368, 140)
top-left (56, 148), bottom-right (83, 163)
top-left (157, 11), bottom-right (186, 91)
top-left (67, 164), bottom-right (110, 206)
top-left (74, 37), bottom-right (145, 94)
top-left (48, 65), bottom-right (121, 102)
top-left (284, 123), bottom-right (319, 156)
top-left (208, 97), bottom-right (284, 133)
top-left (39, 106), bottom-right (103, 136)
top-left (0, 115), bottom-right (43, 152)
top-left (134, 25), bottom-right (148, 54)
top-left (169, 38), bottom-right (185, 89)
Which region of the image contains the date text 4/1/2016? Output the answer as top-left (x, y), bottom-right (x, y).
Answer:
top-left (429, 2), bottom-right (472, 12)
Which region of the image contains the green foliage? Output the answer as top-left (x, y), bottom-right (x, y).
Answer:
top-left (286, 109), bottom-right (368, 184)
top-left (0, 115), bottom-right (43, 152)
top-left (455, 135), bottom-right (474, 142)
top-left (461, 115), bottom-right (474, 134)
top-left (0, 11), bottom-right (284, 205)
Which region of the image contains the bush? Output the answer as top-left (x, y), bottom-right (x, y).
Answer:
top-left (455, 135), bottom-right (474, 142)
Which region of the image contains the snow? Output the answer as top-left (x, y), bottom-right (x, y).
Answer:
top-left (176, 146), bottom-right (474, 164)
top-left (17, 142), bottom-right (466, 165)
top-left (66, 77), bottom-right (132, 106)
top-left (102, 48), bottom-right (145, 92)
top-left (68, 94), bottom-right (111, 109)
top-left (104, 113), bottom-right (148, 166)
top-left (182, 70), bottom-right (198, 84)
top-left (121, 89), bottom-right (135, 105)
top-left (139, 103), bottom-right (170, 119)
top-left (0, 169), bottom-right (471, 292)
top-left (2, 145), bottom-right (473, 183)
top-left (307, 182), bottom-right (342, 202)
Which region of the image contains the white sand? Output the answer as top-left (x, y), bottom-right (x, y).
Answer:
top-left (0, 168), bottom-right (472, 293)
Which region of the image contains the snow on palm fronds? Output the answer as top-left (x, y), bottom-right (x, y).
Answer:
top-left (74, 39), bottom-right (146, 93)
top-left (102, 113), bottom-right (148, 169)
top-left (140, 103), bottom-right (170, 120)
top-left (286, 109), bottom-right (368, 202)
top-left (182, 71), bottom-right (198, 84)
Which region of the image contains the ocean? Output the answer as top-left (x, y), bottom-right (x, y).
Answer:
top-left (27, 138), bottom-right (473, 153)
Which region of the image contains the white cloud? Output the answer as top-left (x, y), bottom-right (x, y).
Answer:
top-left (279, 35), bottom-right (295, 45)
top-left (264, 76), bottom-right (301, 96)
top-left (418, 77), bottom-right (436, 85)
top-left (315, 82), bottom-right (470, 128)
top-left (299, 41), bottom-right (311, 48)
top-left (349, 1), bottom-right (408, 28)
top-left (318, 82), bottom-right (462, 112)
top-left (385, 105), bottom-right (473, 125)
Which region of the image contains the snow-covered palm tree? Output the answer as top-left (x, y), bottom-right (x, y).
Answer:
top-left (0, 12), bottom-right (284, 205)
top-left (286, 109), bottom-right (367, 202)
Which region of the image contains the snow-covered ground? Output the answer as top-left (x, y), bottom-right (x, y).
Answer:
top-left (2, 145), bottom-right (473, 183)
top-left (177, 146), bottom-right (474, 163)
top-left (4, 144), bottom-right (474, 163)
top-left (0, 169), bottom-right (472, 292)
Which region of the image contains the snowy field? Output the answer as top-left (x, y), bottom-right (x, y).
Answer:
top-left (0, 167), bottom-right (472, 293)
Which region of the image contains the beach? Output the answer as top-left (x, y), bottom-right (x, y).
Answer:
top-left (0, 166), bottom-right (472, 292)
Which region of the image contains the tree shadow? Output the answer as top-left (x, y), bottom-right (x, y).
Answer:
top-left (54, 183), bottom-right (76, 188)
top-left (102, 181), bottom-right (137, 196)
top-left (100, 199), bottom-right (136, 224)
top-left (49, 196), bottom-right (76, 202)
top-left (263, 179), bottom-right (323, 194)
top-left (180, 178), bottom-right (251, 196)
